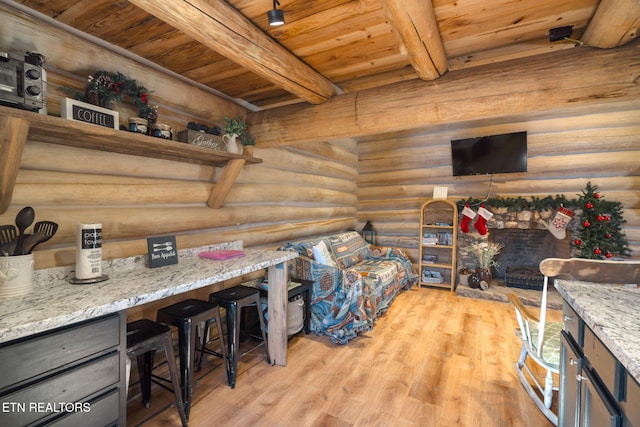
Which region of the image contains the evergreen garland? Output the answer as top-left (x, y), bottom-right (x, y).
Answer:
top-left (70, 70), bottom-right (157, 118)
top-left (456, 181), bottom-right (630, 259)
top-left (456, 194), bottom-right (571, 212)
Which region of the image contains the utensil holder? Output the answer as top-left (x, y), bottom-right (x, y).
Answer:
top-left (0, 254), bottom-right (34, 298)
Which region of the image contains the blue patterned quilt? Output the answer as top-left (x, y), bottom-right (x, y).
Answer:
top-left (280, 231), bottom-right (417, 344)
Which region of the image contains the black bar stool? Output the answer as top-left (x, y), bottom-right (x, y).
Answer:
top-left (156, 299), bottom-right (227, 420)
top-left (208, 285), bottom-right (270, 388)
top-left (126, 319), bottom-right (188, 427)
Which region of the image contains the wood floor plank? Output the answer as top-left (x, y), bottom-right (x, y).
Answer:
top-left (127, 287), bottom-right (556, 426)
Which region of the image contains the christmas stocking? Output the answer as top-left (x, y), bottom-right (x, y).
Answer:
top-left (460, 203), bottom-right (477, 233)
top-left (546, 206), bottom-right (575, 239)
top-left (474, 205), bottom-right (493, 235)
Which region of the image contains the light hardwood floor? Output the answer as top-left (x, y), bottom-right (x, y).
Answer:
top-left (127, 287), bottom-right (558, 427)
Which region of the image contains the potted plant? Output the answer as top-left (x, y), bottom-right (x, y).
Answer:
top-left (223, 115), bottom-right (247, 136)
top-left (222, 115), bottom-right (247, 153)
top-left (465, 241), bottom-right (504, 283)
top-left (241, 131), bottom-right (256, 156)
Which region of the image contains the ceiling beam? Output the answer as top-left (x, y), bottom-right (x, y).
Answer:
top-left (127, 0), bottom-right (337, 104)
top-left (248, 41), bottom-right (640, 146)
top-left (378, 0), bottom-right (448, 80)
top-left (581, 0), bottom-right (640, 48)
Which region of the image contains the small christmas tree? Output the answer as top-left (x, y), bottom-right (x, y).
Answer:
top-left (570, 182), bottom-right (630, 259)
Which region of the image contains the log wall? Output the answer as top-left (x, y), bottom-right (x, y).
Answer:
top-left (2, 3), bottom-right (638, 280)
top-left (357, 111), bottom-right (640, 262)
top-left (0, 6), bottom-right (357, 271)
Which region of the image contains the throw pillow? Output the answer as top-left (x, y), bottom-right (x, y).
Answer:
top-left (328, 231), bottom-right (369, 269)
top-left (312, 241), bottom-right (337, 267)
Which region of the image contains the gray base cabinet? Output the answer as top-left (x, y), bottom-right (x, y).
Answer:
top-left (560, 330), bottom-right (583, 427)
top-left (560, 300), bottom-right (639, 427)
top-left (0, 312), bottom-right (126, 426)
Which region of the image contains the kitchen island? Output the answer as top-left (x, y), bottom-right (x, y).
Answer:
top-left (555, 279), bottom-right (640, 426)
top-left (555, 279), bottom-right (640, 383)
top-left (0, 241), bottom-right (297, 426)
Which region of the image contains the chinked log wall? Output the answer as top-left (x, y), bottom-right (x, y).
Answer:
top-left (357, 110), bottom-right (640, 264)
top-left (248, 40), bottom-right (640, 263)
top-left (2, 4), bottom-right (639, 278)
top-left (0, 5), bottom-right (357, 272)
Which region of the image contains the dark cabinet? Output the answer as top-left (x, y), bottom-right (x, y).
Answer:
top-left (48, 388), bottom-right (121, 427)
top-left (625, 374), bottom-right (640, 427)
top-left (560, 331), bottom-right (582, 427)
top-left (560, 301), bottom-right (628, 427)
top-left (580, 365), bottom-right (621, 427)
top-left (0, 312), bottom-right (126, 426)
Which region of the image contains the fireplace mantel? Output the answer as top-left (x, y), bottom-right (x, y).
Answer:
top-left (485, 207), bottom-right (555, 230)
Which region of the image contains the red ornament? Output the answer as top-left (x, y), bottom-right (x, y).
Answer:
top-left (594, 193), bottom-right (600, 199)
top-left (594, 248), bottom-right (602, 255)
top-left (582, 220), bottom-right (591, 228)
top-left (604, 233), bottom-right (612, 239)
top-left (574, 239), bottom-right (582, 246)
top-left (597, 214), bottom-right (604, 222)
top-left (585, 201), bottom-right (594, 209)
top-left (605, 251), bottom-right (613, 258)
top-left (604, 215), bottom-right (611, 221)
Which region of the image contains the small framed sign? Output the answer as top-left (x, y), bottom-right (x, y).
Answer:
top-left (61, 97), bottom-right (119, 129)
top-left (433, 186), bottom-right (448, 200)
top-left (177, 130), bottom-right (225, 151)
top-left (147, 235), bottom-right (178, 268)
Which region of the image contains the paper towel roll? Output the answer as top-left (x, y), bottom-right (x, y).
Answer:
top-left (76, 223), bottom-right (102, 279)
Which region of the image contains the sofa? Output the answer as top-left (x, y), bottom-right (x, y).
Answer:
top-left (280, 231), bottom-right (417, 344)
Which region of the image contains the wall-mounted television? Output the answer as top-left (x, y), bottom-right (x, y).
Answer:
top-left (451, 131), bottom-right (527, 176)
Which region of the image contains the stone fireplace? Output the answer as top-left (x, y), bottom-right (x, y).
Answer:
top-left (490, 229), bottom-right (570, 279)
top-left (457, 206), bottom-right (575, 289)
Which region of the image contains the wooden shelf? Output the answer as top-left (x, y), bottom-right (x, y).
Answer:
top-left (0, 105), bottom-right (262, 213)
top-left (423, 262), bottom-right (453, 270)
top-left (419, 199), bottom-right (458, 291)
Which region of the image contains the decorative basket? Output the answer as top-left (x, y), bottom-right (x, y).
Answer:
top-left (421, 269), bottom-right (444, 284)
top-left (177, 130), bottom-right (224, 151)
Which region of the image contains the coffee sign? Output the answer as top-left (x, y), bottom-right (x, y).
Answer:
top-left (61, 97), bottom-right (119, 129)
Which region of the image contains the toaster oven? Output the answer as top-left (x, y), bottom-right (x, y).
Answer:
top-left (0, 51), bottom-right (44, 112)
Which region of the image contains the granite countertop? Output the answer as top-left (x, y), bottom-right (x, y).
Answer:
top-left (555, 279), bottom-right (640, 383)
top-left (0, 241), bottom-right (297, 345)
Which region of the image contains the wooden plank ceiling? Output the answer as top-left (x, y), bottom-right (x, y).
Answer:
top-left (12, 0), bottom-right (640, 111)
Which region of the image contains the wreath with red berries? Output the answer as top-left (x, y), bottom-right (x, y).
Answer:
top-left (73, 70), bottom-right (157, 119)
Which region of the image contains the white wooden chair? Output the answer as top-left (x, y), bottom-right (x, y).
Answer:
top-left (508, 257), bottom-right (640, 426)
top-left (508, 275), bottom-right (562, 425)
